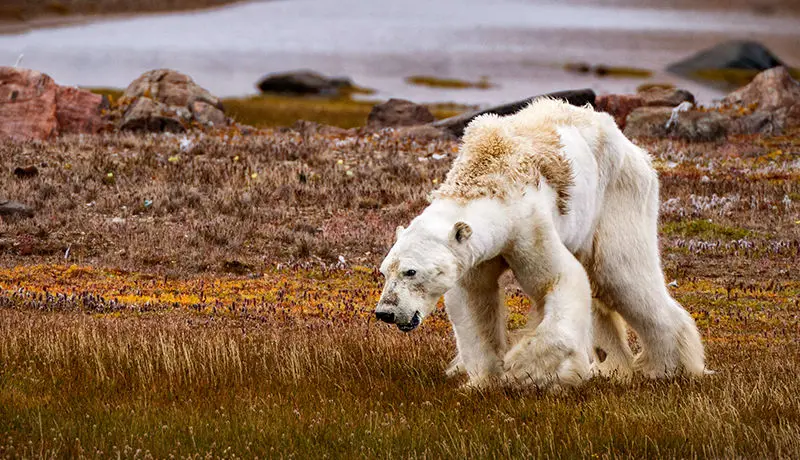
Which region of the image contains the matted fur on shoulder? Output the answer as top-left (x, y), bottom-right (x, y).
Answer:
top-left (433, 98), bottom-right (590, 214)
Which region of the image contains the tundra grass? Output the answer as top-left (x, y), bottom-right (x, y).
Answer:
top-left (0, 128), bottom-right (798, 457)
top-left (661, 219), bottom-right (753, 240)
top-left (688, 68), bottom-right (800, 90)
top-left (405, 75), bottom-right (493, 90)
top-left (0, 268), bottom-right (798, 458)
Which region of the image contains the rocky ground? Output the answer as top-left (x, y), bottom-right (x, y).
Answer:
top-left (0, 64), bottom-right (798, 457)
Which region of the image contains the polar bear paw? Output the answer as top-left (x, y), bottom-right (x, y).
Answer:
top-left (445, 355), bottom-right (466, 378)
top-left (501, 336), bottom-right (591, 389)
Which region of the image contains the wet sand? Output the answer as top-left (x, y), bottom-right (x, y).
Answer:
top-left (0, 0), bottom-right (798, 105)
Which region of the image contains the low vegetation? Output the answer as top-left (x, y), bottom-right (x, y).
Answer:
top-left (691, 67), bottom-right (800, 89)
top-left (223, 94), bottom-right (464, 129)
top-left (405, 75), bottom-right (493, 90)
top-left (0, 267), bottom-right (798, 457)
top-left (563, 63), bottom-right (653, 78)
top-left (0, 126), bottom-right (798, 456)
top-left (87, 88), bottom-right (466, 129)
top-left (661, 219), bottom-right (753, 240)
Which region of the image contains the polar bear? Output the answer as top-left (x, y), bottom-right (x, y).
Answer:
top-left (374, 98), bottom-right (706, 389)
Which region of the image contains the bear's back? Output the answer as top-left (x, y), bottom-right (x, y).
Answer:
top-left (432, 98), bottom-right (594, 214)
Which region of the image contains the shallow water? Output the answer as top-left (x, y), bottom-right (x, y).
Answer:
top-left (1, 0), bottom-right (798, 105)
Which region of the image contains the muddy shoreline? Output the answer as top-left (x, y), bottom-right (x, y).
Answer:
top-left (0, 0), bottom-right (244, 34)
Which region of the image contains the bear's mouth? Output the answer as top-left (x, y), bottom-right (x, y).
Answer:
top-left (397, 311), bottom-right (421, 332)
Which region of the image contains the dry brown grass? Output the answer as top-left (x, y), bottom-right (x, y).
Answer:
top-left (0, 126), bottom-right (799, 457)
top-left (0, 129), bottom-right (458, 274)
top-left (1, 129), bottom-right (797, 279)
top-left (0, 271), bottom-right (798, 458)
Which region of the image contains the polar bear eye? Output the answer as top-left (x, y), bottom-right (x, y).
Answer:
top-left (403, 269), bottom-right (417, 277)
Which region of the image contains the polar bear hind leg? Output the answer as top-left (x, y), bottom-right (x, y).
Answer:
top-left (589, 141), bottom-right (705, 378)
top-left (591, 298), bottom-right (635, 379)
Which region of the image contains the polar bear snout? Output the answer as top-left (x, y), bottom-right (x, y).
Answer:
top-left (375, 303), bottom-right (421, 332)
top-left (375, 311), bottom-right (396, 324)
top-left (396, 311), bottom-right (421, 332)
top-left (375, 293), bottom-right (422, 332)
top-left (375, 291), bottom-right (401, 325)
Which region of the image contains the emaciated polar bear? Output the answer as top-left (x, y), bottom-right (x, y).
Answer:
top-left (374, 98), bottom-right (706, 389)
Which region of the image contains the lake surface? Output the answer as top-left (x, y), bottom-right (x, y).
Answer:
top-left (1, 0), bottom-right (799, 105)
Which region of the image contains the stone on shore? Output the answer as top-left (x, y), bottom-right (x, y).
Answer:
top-left (638, 87), bottom-right (695, 107)
top-left (668, 40), bottom-right (785, 77)
top-left (367, 99), bottom-right (435, 128)
top-left (0, 67), bottom-right (58, 141)
top-left (120, 97), bottom-right (185, 133)
top-left (257, 70), bottom-right (353, 96)
top-left (121, 69), bottom-right (227, 131)
top-left (595, 94), bottom-right (643, 129)
top-left (0, 67), bottom-right (108, 141)
top-left (0, 67), bottom-right (107, 141)
top-left (624, 106), bottom-right (729, 142)
top-left (723, 67), bottom-right (800, 135)
top-left (55, 86), bottom-right (108, 135)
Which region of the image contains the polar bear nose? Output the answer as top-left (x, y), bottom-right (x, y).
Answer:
top-left (375, 311), bottom-right (396, 324)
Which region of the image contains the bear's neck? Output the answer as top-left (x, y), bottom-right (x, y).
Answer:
top-left (423, 198), bottom-right (513, 269)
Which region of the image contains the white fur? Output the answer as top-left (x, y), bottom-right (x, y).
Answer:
top-left (376, 100), bottom-right (706, 390)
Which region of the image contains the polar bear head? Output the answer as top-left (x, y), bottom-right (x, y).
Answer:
top-left (375, 221), bottom-right (472, 332)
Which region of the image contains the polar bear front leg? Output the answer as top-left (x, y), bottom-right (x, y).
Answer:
top-left (444, 257), bottom-right (509, 388)
top-left (502, 230), bottom-right (594, 389)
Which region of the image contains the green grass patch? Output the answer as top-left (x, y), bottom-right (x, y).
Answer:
top-left (405, 75), bottom-right (492, 90)
top-left (690, 68), bottom-right (800, 88)
top-left (222, 95), bottom-right (464, 129)
top-left (594, 65), bottom-right (652, 78)
top-left (86, 87), bottom-right (123, 103)
top-left (564, 63), bottom-right (652, 78)
top-left (85, 88), bottom-right (466, 129)
top-left (636, 82), bottom-right (676, 92)
top-left (661, 219), bottom-right (752, 240)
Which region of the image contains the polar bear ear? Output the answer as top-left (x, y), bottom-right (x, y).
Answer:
top-left (450, 222), bottom-right (472, 243)
top-left (395, 225), bottom-right (406, 240)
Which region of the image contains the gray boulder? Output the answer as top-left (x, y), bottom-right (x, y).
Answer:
top-left (0, 199), bottom-right (34, 219)
top-left (722, 66), bottom-right (800, 111)
top-left (668, 41), bottom-right (785, 77)
top-left (121, 69), bottom-right (227, 131)
top-left (392, 125), bottom-right (453, 141)
top-left (367, 99), bottom-right (435, 128)
top-left (124, 69), bottom-right (223, 110)
top-left (257, 70), bottom-right (353, 96)
top-left (120, 98), bottom-right (185, 133)
top-left (723, 67), bottom-right (800, 135)
top-left (638, 87), bottom-right (695, 107)
top-left (624, 106), bottom-right (729, 142)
